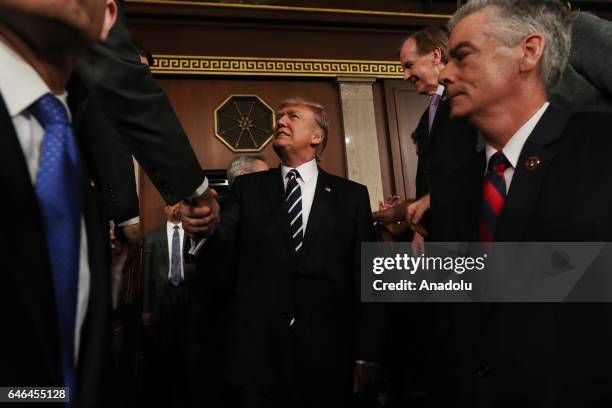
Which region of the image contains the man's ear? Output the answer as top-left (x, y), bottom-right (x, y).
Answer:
top-left (310, 130), bottom-right (323, 148)
top-left (519, 33), bottom-right (545, 74)
top-left (432, 47), bottom-right (443, 65)
top-left (99, 0), bottom-right (118, 42)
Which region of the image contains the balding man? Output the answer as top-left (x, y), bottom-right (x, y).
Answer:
top-left (399, 27), bottom-right (478, 248)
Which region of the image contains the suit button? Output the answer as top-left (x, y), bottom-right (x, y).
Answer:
top-left (477, 365), bottom-right (491, 378)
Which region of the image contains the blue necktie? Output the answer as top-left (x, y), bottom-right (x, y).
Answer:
top-left (286, 169), bottom-right (303, 252)
top-left (428, 93), bottom-right (442, 132)
top-left (30, 93), bottom-right (82, 399)
top-left (170, 225), bottom-right (181, 286)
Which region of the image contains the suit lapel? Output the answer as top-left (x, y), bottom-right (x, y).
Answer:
top-left (263, 168), bottom-right (294, 255)
top-left (496, 106), bottom-right (570, 241)
top-left (455, 152), bottom-right (485, 241)
top-left (299, 169), bottom-right (334, 258)
top-left (423, 93), bottom-right (448, 156)
top-left (0, 95), bottom-right (62, 382)
top-left (158, 227), bottom-right (170, 282)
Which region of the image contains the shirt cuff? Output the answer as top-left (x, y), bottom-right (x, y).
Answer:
top-left (355, 360), bottom-right (381, 367)
top-left (187, 177), bottom-right (209, 200)
top-left (117, 216), bottom-right (140, 227)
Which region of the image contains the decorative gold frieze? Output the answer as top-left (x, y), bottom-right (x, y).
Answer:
top-left (151, 55), bottom-right (403, 79)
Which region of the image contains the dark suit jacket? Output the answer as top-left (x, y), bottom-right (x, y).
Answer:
top-left (427, 106), bottom-right (612, 407)
top-left (143, 225), bottom-right (198, 347)
top-left (208, 168), bottom-right (381, 398)
top-left (68, 77), bottom-right (139, 225)
top-left (75, 1), bottom-right (203, 204)
top-left (0, 90), bottom-right (111, 407)
top-left (414, 97), bottom-right (479, 199)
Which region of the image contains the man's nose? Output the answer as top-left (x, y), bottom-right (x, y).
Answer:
top-left (403, 69), bottom-right (411, 81)
top-left (439, 64), bottom-right (452, 86)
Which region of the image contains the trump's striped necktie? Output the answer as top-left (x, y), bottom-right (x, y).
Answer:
top-left (286, 169), bottom-right (304, 252)
top-left (480, 151), bottom-right (511, 242)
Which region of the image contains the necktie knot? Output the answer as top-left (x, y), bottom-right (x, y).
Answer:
top-left (30, 93), bottom-right (70, 127)
top-left (488, 151), bottom-right (511, 174)
top-left (287, 169), bottom-right (301, 181)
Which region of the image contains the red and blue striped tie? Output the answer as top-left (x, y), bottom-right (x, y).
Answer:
top-left (480, 151), bottom-right (511, 242)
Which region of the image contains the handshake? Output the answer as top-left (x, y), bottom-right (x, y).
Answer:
top-left (372, 194), bottom-right (430, 238)
top-left (179, 188), bottom-right (221, 238)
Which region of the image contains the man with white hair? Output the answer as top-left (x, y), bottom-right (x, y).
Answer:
top-left (226, 154), bottom-right (269, 187)
top-left (424, 0), bottom-right (612, 406)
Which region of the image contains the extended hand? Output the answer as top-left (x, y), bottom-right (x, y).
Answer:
top-left (406, 193), bottom-right (430, 225)
top-left (180, 188), bottom-right (220, 238)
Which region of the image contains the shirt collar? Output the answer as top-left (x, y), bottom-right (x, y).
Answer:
top-left (485, 102), bottom-right (550, 169)
top-left (434, 84), bottom-right (445, 97)
top-left (0, 41), bottom-right (70, 120)
top-left (167, 222), bottom-right (182, 232)
top-left (281, 158), bottom-right (318, 184)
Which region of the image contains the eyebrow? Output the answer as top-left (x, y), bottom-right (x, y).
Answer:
top-left (449, 41), bottom-right (477, 58)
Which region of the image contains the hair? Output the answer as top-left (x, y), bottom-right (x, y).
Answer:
top-left (278, 97), bottom-right (329, 161)
top-left (449, 0), bottom-right (571, 92)
top-left (401, 26), bottom-right (450, 63)
top-left (226, 154), bottom-right (267, 186)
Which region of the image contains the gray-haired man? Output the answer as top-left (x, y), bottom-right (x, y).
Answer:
top-left (426, 0), bottom-right (612, 405)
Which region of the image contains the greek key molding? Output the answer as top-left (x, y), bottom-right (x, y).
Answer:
top-left (151, 55), bottom-right (403, 79)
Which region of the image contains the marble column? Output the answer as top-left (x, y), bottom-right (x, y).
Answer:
top-left (337, 77), bottom-right (384, 210)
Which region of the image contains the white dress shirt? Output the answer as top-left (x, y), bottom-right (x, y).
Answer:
top-left (281, 159), bottom-right (319, 234)
top-left (485, 102), bottom-right (550, 193)
top-left (0, 41), bottom-right (89, 363)
top-left (166, 222), bottom-right (185, 281)
top-left (434, 84), bottom-right (445, 99)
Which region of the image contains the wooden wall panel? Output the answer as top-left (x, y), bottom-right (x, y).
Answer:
top-left (383, 80), bottom-right (429, 201)
top-left (140, 77), bottom-right (346, 232)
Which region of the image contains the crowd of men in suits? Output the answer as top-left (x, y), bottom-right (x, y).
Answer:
top-left (2, 0), bottom-right (612, 407)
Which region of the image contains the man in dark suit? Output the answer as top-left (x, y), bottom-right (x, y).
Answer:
top-left (423, 1), bottom-right (612, 406)
top-left (399, 27), bottom-right (478, 248)
top-left (185, 98), bottom-right (382, 407)
top-left (143, 203), bottom-right (199, 407)
top-left (75, 0), bottom-right (219, 237)
top-left (0, 1), bottom-right (118, 406)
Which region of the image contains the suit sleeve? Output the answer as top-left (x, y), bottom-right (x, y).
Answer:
top-left (354, 185), bottom-right (385, 363)
top-left (196, 178), bottom-right (242, 261)
top-left (569, 13), bottom-right (612, 101)
top-left (81, 92), bottom-right (140, 225)
top-left (75, 2), bottom-right (205, 204)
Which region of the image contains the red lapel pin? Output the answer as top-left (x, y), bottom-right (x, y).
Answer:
top-left (524, 156), bottom-right (541, 171)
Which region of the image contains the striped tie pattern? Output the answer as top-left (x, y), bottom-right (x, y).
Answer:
top-left (286, 169), bottom-right (303, 252)
top-left (480, 151), bottom-right (511, 242)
